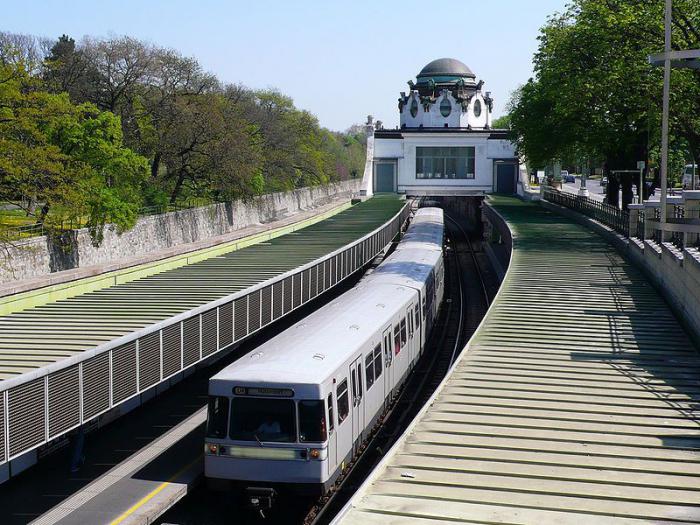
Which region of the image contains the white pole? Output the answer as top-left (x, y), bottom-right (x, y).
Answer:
top-left (660, 0), bottom-right (672, 238)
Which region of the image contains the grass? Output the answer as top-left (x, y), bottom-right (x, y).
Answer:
top-left (0, 209), bottom-right (35, 228)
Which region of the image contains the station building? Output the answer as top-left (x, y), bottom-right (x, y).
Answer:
top-left (365, 58), bottom-right (518, 197)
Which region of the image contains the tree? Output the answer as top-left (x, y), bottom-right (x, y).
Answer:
top-left (160, 91), bottom-right (262, 203)
top-left (491, 114), bottom-right (511, 129)
top-left (6, 31), bottom-right (367, 213)
top-left (0, 60), bottom-right (149, 244)
top-left (508, 0), bottom-right (700, 207)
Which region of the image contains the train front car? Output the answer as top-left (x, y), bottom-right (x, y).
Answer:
top-left (203, 207), bottom-right (445, 512)
top-left (205, 367), bottom-right (331, 511)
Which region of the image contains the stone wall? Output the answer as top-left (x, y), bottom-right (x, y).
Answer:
top-left (0, 180), bottom-right (360, 285)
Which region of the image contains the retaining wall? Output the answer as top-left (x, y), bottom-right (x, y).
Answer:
top-left (1, 180), bottom-right (360, 285)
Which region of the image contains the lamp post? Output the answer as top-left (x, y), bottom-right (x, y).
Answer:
top-left (578, 159), bottom-right (589, 197)
top-left (648, 0), bottom-right (700, 240)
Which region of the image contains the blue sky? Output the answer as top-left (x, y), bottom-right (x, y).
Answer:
top-left (3, 0), bottom-right (568, 131)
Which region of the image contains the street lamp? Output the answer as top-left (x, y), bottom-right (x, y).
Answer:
top-left (648, 0), bottom-right (700, 240)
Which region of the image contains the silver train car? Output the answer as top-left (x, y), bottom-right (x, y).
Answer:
top-left (203, 207), bottom-right (445, 501)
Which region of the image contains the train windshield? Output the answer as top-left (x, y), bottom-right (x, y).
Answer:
top-left (299, 400), bottom-right (327, 443)
top-left (229, 398), bottom-right (296, 443)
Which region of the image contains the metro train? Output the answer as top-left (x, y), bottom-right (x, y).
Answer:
top-left (203, 207), bottom-right (445, 506)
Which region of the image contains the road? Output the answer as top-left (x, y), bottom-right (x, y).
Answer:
top-left (562, 177), bottom-right (606, 201)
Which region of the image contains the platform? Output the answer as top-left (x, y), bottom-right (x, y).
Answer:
top-left (335, 196), bottom-right (700, 524)
top-left (0, 196), bottom-right (408, 471)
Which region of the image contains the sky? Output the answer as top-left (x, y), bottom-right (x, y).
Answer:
top-left (2, 0), bottom-right (569, 131)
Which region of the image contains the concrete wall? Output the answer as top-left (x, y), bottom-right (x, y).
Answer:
top-left (481, 202), bottom-right (512, 282)
top-left (0, 180), bottom-right (360, 285)
top-left (628, 240), bottom-right (700, 346)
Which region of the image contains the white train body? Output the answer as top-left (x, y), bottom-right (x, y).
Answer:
top-left (204, 208), bottom-right (445, 493)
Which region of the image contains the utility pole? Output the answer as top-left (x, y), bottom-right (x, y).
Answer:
top-left (648, 0), bottom-right (700, 240)
top-left (659, 0), bottom-right (672, 237)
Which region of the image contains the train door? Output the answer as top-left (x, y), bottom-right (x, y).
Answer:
top-left (415, 302), bottom-right (423, 354)
top-left (349, 356), bottom-right (364, 454)
top-left (382, 327), bottom-right (393, 399)
top-left (335, 377), bottom-right (351, 470)
top-left (407, 305), bottom-right (415, 365)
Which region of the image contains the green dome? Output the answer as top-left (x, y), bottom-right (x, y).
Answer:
top-left (417, 58), bottom-right (475, 80)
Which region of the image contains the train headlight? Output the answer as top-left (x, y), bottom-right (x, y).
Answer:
top-left (309, 448), bottom-right (326, 460)
top-left (206, 443), bottom-right (219, 455)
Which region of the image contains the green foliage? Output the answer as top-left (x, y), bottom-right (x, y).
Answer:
top-left (0, 32), bottom-right (368, 243)
top-left (0, 58), bottom-right (149, 244)
top-left (508, 0), bottom-right (700, 186)
top-left (491, 114), bottom-right (511, 129)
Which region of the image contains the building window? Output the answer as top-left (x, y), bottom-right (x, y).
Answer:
top-left (440, 98), bottom-right (451, 117)
top-left (416, 147), bottom-right (475, 179)
top-left (410, 99), bottom-right (418, 118)
top-left (474, 99), bottom-right (482, 117)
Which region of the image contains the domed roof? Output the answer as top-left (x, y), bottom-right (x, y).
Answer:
top-left (417, 58), bottom-right (475, 79)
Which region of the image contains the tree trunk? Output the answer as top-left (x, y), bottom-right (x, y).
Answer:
top-left (151, 152), bottom-right (161, 179)
top-left (621, 173), bottom-right (634, 209)
top-left (37, 203), bottom-right (50, 226)
top-left (604, 160), bottom-right (618, 206)
top-left (169, 170), bottom-right (187, 204)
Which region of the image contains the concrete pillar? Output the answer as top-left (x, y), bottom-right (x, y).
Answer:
top-left (628, 204), bottom-right (643, 238)
top-left (644, 201), bottom-right (660, 241)
top-left (656, 196), bottom-right (683, 243)
top-left (682, 190), bottom-right (700, 248)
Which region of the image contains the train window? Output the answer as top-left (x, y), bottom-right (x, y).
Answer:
top-left (357, 363), bottom-right (363, 399)
top-left (351, 370), bottom-right (357, 401)
top-left (229, 398), bottom-right (296, 443)
top-left (337, 380), bottom-right (349, 423)
top-left (373, 344), bottom-right (382, 377)
top-left (327, 394), bottom-right (334, 433)
top-left (394, 325), bottom-right (401, 355)
top-left (205, 396), bottom-right (229, 439)
top-left (415, 304), bottom-right (421, 329)
top-left (299, 400), bottom-right (327, 442)
top-left (365, 354), bottom-right (374, 389)
top-left (400, 318), bottom-right (407, 346)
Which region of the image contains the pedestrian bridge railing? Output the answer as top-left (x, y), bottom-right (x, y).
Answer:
top-left (628, 192), bottom-right (700, 250)
top-left (541, 186), bottom-right (629, 237)
top-left (543, 186), bottom-right (700, 250)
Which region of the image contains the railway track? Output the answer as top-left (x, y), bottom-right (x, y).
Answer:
top-left (303, 209), bottom-right (491, 525)
top-left (156, 207), bottom-right (494, 525)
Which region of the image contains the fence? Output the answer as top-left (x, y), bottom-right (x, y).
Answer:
top-left (542, 186), bottom-right (629, 237)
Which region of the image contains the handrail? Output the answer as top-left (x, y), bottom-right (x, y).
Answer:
top-left (542, 186), bottom-right (629, 237)
top-left (542, 186), bottom-right (700, 250)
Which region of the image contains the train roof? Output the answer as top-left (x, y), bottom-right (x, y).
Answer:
top-left (210, 207), bottom-right (444, 391)
top-left (210, 282), bottom-right (414, 387)
top-left (395, 207), bottom-right (443, 252)
top-left (364, 248), bottom-right (440, 291)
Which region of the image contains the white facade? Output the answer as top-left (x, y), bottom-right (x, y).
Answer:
top-left (400, 90), bottom-right (491, 129)
top-left (364, 58), bottom-right (518, 197)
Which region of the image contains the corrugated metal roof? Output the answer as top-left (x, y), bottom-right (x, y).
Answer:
top-left (0, 197), bottom-right (405, 382)
top-left (337, 196), bottom-right (700, 524)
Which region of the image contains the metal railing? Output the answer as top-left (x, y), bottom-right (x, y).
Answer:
top-left (542, 186), bottom-right (629, 237)
top-left (543, 186), bottom-right (700, 250)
